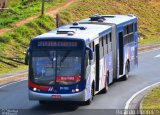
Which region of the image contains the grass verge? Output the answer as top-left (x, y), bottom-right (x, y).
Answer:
top-left (142, 86), bottom-right (160, 109)
top-left (0, 15), bottom-right (55, 74)
top-left (0, 0), bottom-right (67, 28)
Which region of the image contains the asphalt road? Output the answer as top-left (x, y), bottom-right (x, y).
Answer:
top-left (0, 49), bottom-right (160, 115)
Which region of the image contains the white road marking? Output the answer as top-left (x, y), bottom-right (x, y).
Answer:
top-left (124, 82), bottom-right (160, 111)
top-left (0, 79), bottom-right (27, 89)
top-left (154, 54), bottom-right (160, 58)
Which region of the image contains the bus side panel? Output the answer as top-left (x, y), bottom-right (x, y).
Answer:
top-left (129, 21), bottom-right (138, 70)
top-left (124, 45), bottom-right (130, 70)
top-left (85, 54), bottom-right (97, 101)
top-left (104, 54), bottom-right (108, 83)
top-left (129, 36), bottom-right (138, 71)
top-left (134, 32), bottom-right (138, 67)
top-left (99, 52), bottom-right (113, 90)
top-left (100, 54), bottom-right (108, 89)
top-left (85, 72), bottom-right (92, 101)
top-left (129, 44), bottom-right (136, 71)
top-left (124, 43), bottom-right (136, 72)
top-left (99, 57), bottom-right (105, 91)
top-left (124, 33), bottom-right (138, 72)
top-left (107, 52), bottom-right (113, 84)
top-left (116, 30), bottom-right (120, 79)
top-left (123, 21), bottom-right (138, 74)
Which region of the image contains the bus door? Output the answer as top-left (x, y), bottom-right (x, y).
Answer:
top-left (95, 44), bottom-right (100, 91)
top-left (119, 32), bottom-right (124, 75)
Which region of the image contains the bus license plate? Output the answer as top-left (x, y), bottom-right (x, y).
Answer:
top-left (52, 95), bottom-right (61, 99)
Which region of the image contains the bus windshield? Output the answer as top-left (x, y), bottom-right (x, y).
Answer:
top-left (32, 50), bottom-right (82, 86)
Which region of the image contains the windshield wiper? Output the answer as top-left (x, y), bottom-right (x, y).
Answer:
top-left (60, 50), bottom-right (71, 65)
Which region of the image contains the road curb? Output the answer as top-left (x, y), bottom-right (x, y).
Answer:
top-left (139, 96), bottom-right (144, 115)
top-left (124, 82), bottom-right (160, 115)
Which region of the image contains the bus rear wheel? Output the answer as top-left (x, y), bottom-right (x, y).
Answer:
top-left (122, 62), bottom-right (129, 80)
top-left (100, 75), bottom-right (109, 94)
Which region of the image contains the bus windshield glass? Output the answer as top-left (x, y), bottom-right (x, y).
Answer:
top-left (32, 50), bottom-right (82, 86)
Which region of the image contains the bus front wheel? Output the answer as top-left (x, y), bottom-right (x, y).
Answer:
top-left (100, 74), bottom-right (109, 94)
top-left (85, 83), bottom-right (94, 105)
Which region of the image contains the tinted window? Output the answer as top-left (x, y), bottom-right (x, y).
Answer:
top-left (31, 50), bottom-right (82, 85)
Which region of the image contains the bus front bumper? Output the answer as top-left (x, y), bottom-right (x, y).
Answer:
top-left (29, 90), bottom-right (86, 102)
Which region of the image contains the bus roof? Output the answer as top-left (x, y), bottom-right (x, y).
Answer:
top-left (79, 14), bottom-right (137, 26)
top-left (33, 14), bottom-right (137, 45)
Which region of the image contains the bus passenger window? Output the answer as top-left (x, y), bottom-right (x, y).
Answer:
top-left (106, 35), bottom-right (108, 44)
top-left (101, 37), bottom-right (104, 47)
top-left (128, 24), bottom-right (133, 33)
top-left (103, 35), bottom-right (107, 54)
top-left (124, 26), bottom-right (127, 35)
top-left (134, 22), bottom-right (137, 32)
top-left (99, 37), bottom-right (104, 58)
top-left (109, 33), bottom-right (112, 42)
top-left (127, 25), bottom-right (129, 34)
top-left (131, 23), bottom-right (133, 33)
top-left (92, 41), bottom-right (95, 52)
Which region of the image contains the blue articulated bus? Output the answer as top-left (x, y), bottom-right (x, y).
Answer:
top-left (25, 14), bottom-right (138, 105)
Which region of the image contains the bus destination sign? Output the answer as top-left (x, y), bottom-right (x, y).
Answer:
top-left (38, 41), bottom-right (78, 47)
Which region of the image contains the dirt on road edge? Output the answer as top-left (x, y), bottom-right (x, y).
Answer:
top-left (0, 72), bottom-right (27, 86)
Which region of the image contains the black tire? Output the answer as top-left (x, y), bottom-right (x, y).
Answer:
top-left (100, 75), bottom-right (109, 94)
top-left (85, 84), bottom-right (94, 105)
top-left (122, 62), bottom-right (129, 81)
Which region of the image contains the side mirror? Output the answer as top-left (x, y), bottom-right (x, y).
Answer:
top-left (25, 48), bottom-right (29, 65)
top-left (86, 47), bottom-right (93, 60)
